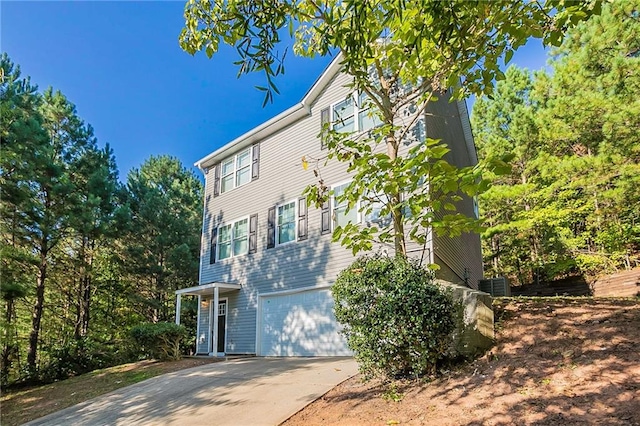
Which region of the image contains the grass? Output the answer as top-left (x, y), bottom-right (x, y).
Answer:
top-left (0, 357), bottom-right (220, 426)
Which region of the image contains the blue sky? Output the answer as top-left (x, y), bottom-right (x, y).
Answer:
top-left (2, 1), bottom-right (550, 181)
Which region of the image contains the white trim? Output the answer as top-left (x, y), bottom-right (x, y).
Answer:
top-left (455, 98), bottom-right (478, 166)
top-left (194, 54), bottom-right (345, 172)
top-left (195, 104), bottom-right (307, 171)
top-left (255, 284), bottom-right (333, 356)
top-left (175, 282), bottom-right (241, 296)
top-left (220, 147), bottom-right (252, 194)
top-left (275, 199), bottom-right (298, 246)
top-left (195, 295), bottom-right (202, 355)
top-left (198, 176), bottom-right (208, 285)
top-left (209, 296), bottom-right (228, 356)
top-left (331, 180), bottom-right (361, 230)
top-left (329, 91), bottom-right (379, 135)
top-left (175, 295), bottom-right (181, 325)
top-left (216, 215), bottom-right (250, 261)
top-left (300, 52), bottom-right (344, 106)
top-left (330, 95), bottom-right (356, 133)
top-left (260, 283), bottom-right (333, 298)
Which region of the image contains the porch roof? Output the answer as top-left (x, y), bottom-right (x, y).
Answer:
top-left (175, 282), bottom-right (241, 296)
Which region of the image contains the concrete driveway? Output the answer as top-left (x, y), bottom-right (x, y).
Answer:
top-left (25, 357), bottom-right (358, 426)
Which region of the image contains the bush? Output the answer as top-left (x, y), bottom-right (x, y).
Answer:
top-left (40, 338), bottom-right (120, 383)
top-left (129, 322), bottom-right (187, 361)
top-left (333, 254), bottom-right (456, 380)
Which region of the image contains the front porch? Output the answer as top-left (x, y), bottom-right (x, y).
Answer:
top-left (175, 282), bottom-right (241, 357)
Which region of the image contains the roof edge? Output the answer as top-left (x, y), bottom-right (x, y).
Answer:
top-left (456, 98), bottom-right (478, 166)
top-left (194, 102), bottom-right (307, 170)
top-left (194, 54), bottom-right (345, 172)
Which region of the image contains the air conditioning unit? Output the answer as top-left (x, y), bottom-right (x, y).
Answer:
top-left (479, 277), bottom-right (510, 297)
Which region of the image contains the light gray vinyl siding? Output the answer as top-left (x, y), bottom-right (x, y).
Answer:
top-left (196, 71), bottom-right (482, 354)
top-left (197, 297), bottom-right (210, 354)
top-left (199, 72), bottom-right (359, 354)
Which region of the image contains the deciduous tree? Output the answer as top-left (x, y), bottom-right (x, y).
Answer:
top-left (180, 0), bottom-right (599, 258)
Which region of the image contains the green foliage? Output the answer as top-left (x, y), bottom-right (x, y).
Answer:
top-left (39, 338), bottom-right (125, 384)
top-left (1, 55), bottom-right (202, 386)
top-left (333, 255), bottom-right (455, 380)
top-left (125, 156), bottom-right (203, 323)
top-left (473, 1), bottom-right (640, 283)
top-left (180, 0), bottom-right (598, 258)
top-left (129, 322), bottom-right (188, 362)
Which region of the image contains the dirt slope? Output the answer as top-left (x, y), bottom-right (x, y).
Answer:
top-left (284, 298), bottom-right (640, 426)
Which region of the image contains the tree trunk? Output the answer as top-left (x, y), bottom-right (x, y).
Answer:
top-left (75, 275), bottom-right (91, 339)
top-left (27, 253), bottom-right (47, 371)
top-left (1, 298), bottom-right (17, 382)
top-left (386, 133), bottom-right (407, 257)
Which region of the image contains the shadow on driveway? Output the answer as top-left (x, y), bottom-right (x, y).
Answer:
top-left (26, 357), bottom-right (358, 426)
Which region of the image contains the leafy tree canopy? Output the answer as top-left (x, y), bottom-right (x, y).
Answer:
top-left (181, 0), bottom-right (601, 102)
top-left (180, 0), bottom-right (600, 259)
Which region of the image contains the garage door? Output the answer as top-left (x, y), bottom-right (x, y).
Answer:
top-left (258, 287), bottom-right (352, 356)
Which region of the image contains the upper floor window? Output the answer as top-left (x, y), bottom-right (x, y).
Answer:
top-left (332, 182), bottom-right (360, 228)
top-left (221, 148), bottom-right (251, 193)
top-left (329, 183), bottom-right (394, 231)
top-left (331, 93), bottom-right (381, 134)
top-left (277, 201), bottom-right (296, 245)
top-left (363, 192), bottom-right (388, 226)
top-left (217, 217), bottom-right (248, 261)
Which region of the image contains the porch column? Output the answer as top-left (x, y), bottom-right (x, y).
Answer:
top-left (212, 286), bottom-right (219, 356)
top-left (175, 294), bottom-right (181, 325)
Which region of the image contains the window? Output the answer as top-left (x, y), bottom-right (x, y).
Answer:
top-left (218, 224), bottom-right (232, 260)
top-left (332, 97), bottom-right (355, 133)
top-left (357, 93), bottom-right (381, 132)
top-left (331, 93), bottom-right (381, 134)
top-left (363, 192), bottom-right (390, 226)
top-left (332, 182), bottom-right (360, 228)
top-left (217, 218), bottom-right (248, 260)
top-left (329, 185), bottom-right (394, 230)
top-left (220, 148), bottom-right (251, 194)
top-left (277, 201), bottom-right (296, 245)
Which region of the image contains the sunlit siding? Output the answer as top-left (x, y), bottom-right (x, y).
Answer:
top-left (196, 71), bottom-right (482, 354)
top-left (198, 72), bottom-right (360, 354)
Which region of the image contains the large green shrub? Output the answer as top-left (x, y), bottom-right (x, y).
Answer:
top-left (333, 254), bottom-right (456, 380)
top-left (31, 338), bottom-right (130, 385)
top-left (129, 322), bottom-right (187, 361)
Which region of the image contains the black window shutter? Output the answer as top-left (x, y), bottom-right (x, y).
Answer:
top-left (213, 163), bottom-right (221, 197)
top-left (251, 143), bottom-right (260, 181)
top-left (249, 213), bottom-right (258, 254)
top-left (267, 206), bottom-right (276, 249)
top-left (209, 227), bottom-right (218, 264)
top-left (320, 199), bottom-right (331, 235)
top-left (297, 197), bottom-right (308, 241)
top-left (320, 107), bottom-right (330, 150)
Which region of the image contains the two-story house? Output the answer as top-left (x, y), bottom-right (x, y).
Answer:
top-left (175, 56), bottom-right (483, 357)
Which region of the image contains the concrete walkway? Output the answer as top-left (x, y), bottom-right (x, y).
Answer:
top-left (26, 357), bottom-right (358, 426)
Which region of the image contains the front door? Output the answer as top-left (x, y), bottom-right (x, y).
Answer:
top-left (217, 300), bottom-right (226, 353)
top-left (211, 299), bottom-right (227, 354)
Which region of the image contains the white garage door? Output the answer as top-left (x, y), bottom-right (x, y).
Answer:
top-left (258, 287), bottom-right (352, 356)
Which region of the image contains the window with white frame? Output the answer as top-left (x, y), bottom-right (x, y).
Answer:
top-left (357, 93), bottom-right (381, 132)
top-left (332, 182), bottom-right (360, 228)
top-left (363, 192), bottom-right (391, 226)
top-left (220, 148), bottom-right (251, 193)
top-left (277, 201), bottom-right (296, 245)
top-left (217, 218), bottom-right (248, 260)
top-left (332, 93), bottom-right (381, 134)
